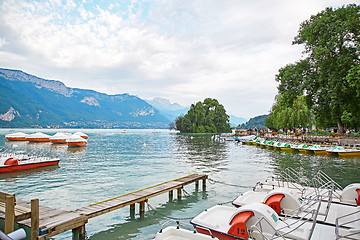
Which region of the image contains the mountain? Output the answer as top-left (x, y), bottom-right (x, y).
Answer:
top-left (0, 68), bottom-right (170, 128)
top-left (229, 115), bottom-right (247, 127)
top-left (239, 114), bottom-right (269, 129)
top-left (146, 97), bottom-right (189, 122)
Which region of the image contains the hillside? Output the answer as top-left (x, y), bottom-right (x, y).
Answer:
top-left (0, 68), bottom-right (170, 128)
top-left (238, 114), bottom-right (269, 129)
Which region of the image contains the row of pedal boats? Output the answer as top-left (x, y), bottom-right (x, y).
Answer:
top-left (154, 168), bottom-right (360, 240)
top-left (5, 132), bottom-right (88, 147)
top-left (240, 136), bottom-right (360, 157)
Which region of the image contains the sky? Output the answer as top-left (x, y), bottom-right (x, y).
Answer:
top-left (0, 0), bottom-right (357, 119)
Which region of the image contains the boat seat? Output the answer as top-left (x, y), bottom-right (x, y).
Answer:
top-left (265, 194), bottom-right (285, 214)
top-left (228, 211), bottom-right (254, 239)
top-left (356, 189), bottom-right (360, 206)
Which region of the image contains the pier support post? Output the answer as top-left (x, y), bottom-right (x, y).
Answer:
top-left (202, 176), bottom-right (207, 190)
top-left (130, 204), bottom-right (135, 219)
top-left (139, 201), bottom-right (145, 213)
top-left (31, 199), bottom-right (39, 240)
top-left (195, 181), bottom-right (199, 191)
top-left (169, 190), bottom-right (173, 201)
top-left (177, 188), bottom-right (182, 200)
top-left (5, 195), bottom-right (15, 234)
top-left (72, 225), bottom-right (86, 240)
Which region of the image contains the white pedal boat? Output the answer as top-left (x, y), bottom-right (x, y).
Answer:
top-left (190, 202), bottom-right (350, 240)
top-left (232, 186), bottom-right (360, 228)
top-left (154, 224), bottom-right (219, 240)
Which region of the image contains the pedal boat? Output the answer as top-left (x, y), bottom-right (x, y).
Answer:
top-left (154, 226), bottom-right (219, 240)
top-left (50, 132), bottom-right (71, 144)
top-left (26, 132), bottom-right (51, 142)
top-left (67, 135), bottom-right (87, 148)
top-left (5, 132), bottom-right (28, 141)
top-left (326, 146), bottom-right (360, 157)
top-left (0, 155), bottom-right (60, 173)
top-left (191, 202), bottom-right (342, 240)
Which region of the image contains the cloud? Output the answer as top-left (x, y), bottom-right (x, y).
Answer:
top-left (0, 0), bottom-right (354, 118)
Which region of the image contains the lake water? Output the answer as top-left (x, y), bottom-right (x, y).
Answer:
top-left (0, 129), bottom-right (359, 239)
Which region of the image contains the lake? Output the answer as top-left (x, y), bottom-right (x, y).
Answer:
top-left (0, 129), bottom-right (359, 239)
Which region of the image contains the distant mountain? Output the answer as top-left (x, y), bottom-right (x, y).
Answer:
top-left (0, 68), bottom-right (170, 128)
top-left (146, 97), bottom-right (189, 122)
top-left (229, 115), bottom-right (247, 127)
top-left (239, 114), bottom-right (269, 129)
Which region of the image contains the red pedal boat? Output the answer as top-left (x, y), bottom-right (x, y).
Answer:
top-left (0, 154), bottom-right (60, 173)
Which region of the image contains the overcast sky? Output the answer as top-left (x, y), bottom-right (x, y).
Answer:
top-left (0, 0), bottom-right (356, 119)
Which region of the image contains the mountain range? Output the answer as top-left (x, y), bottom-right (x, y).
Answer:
top-left (0, 68), bottom-right (247, 128)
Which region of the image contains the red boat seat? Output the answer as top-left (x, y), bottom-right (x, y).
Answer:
top-left (356, 189), bottom-right (360, 206)
top-left (228, 211), bottom-right (254, 239)
top-left (265, 194), bottom-right (285, 214)
top-left (4, 158), bottom-right (19, 166)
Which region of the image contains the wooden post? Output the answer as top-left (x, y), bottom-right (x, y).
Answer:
top-left (130, 204), bottom-right (135, 219)
top-left (5, 195), bottom-right (15, 234)
top-left (195, 181), bottom-right (199, 191)
top-left (168, 190), bottom-right (173, 201)
top-left (139, 201), bottom-right (145, 213)
top-left (72, 225), bottom-right (86, 240)
top-left (31, 199), bottom-right (39, 240)
top-left (177, 188), bottom-right (182, 200)
top-left (202, 176), bottom-right (207, 190)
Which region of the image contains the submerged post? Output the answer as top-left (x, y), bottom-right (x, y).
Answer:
top-left (177, 188), bottom-right (182, 200)
top-left (5, 195), bottom-right (15, 234)
top-left (72, 225), bottom-right (86, 240)
top-left (202, 176), bottom-right (207, 190)
top-left (169, 190), bottom-right (173, 201)
top-left (31, 199), bottom-right (39, 240)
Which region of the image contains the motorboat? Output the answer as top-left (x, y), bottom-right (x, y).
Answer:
top-left (49, 132), bottom-right (71, 144)
top-left (67, 135), bottom-right (87, 148)
top-left (26, 132), bottom-right (51, 142)
top-left (5, 132), bottom-right (28, 141)
top-left (0, 153), bottom-right (60, 173)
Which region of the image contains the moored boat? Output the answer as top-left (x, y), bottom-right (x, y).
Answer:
top-left (26, 132), bottom-right (51, 142)
top-left (154, 225), bottom-right (219, 240)
top-left (306, 145), bottom-right (329, 155)
top-left (327, 146), bottom-right (360, 157)
top-left (67, 135), bottom-right (87, 148)
top-left (50, 132), bottom-right (71, 144)
top-left (0, 154), bottom-right (60, 173)
top-left (73, 132), bottom-right (88, 139)
top-left (191, 202), bottom-right (344, 240)
top-left (5, 132), bottom-right (28, 141)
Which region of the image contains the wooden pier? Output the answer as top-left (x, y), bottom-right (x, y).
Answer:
top-left (0, 173), bottom-right (207, 240)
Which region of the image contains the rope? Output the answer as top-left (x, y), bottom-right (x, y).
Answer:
top-left (208, 178), bottom-right (252, 188)
top-left (146, 202), bottom-right (196, 220)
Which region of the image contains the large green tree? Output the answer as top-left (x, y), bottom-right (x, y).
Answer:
top-left (175, 98), bottom-right (231, 133)
top-left (270, 4), bottom-right (360, 132)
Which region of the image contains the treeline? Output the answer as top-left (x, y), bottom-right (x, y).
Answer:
top-left (174, 98), bottom-right (231, 133)
top-left (266, 4), bottom-right (360, 133)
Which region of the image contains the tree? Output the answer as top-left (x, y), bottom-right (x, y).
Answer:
top-left (174, 98), bottom-right (231, 133)
top-left (266, 94), bottom-right (311, 130)
top-left (292, 4), bottom-right (360, 133)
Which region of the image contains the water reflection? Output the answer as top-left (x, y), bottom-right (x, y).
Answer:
top-left (175, 134), bottom-right (229, 173)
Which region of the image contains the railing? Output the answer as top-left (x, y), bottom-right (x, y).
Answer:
top-left (335, 210), bottom-right (360, 240)
top-left (250, 199), bottom-right (321, 240)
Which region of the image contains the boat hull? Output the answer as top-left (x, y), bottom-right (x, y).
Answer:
top-left (50, 139), bottom-right (67, 144)
top-left (27, 138), bottom-right (50, 142)
top-left (196, 227), bottom-right (240, 240)
top-left (67, 142), bottom-right (87, 148)
top-left (6, 137), bottom-right (27, 141)
top-left (0, 160), bottom-right (60, 173)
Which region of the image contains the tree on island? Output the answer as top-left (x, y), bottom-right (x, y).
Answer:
top-left (267, 4), bottom-right (360, 133)
top-left (174, 98), bottom-right (231, 133)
